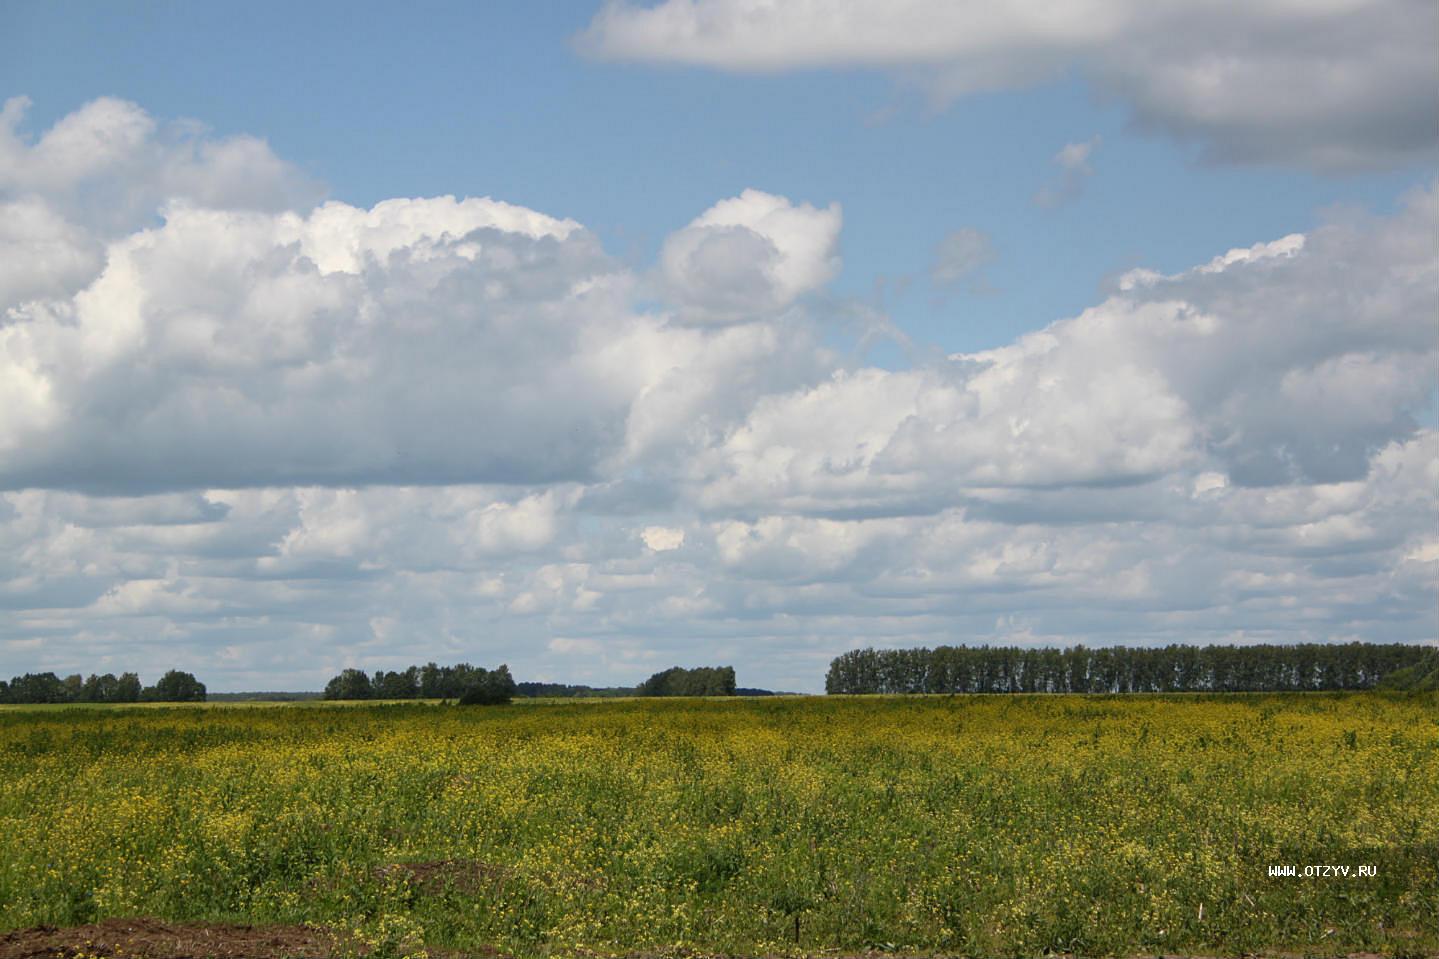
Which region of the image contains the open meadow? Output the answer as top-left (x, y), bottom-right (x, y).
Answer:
top-left (1, 693), bottom-right (1436, 958)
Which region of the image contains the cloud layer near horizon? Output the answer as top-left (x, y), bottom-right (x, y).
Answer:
top-left (2, 99), bottom-right (1435, 691)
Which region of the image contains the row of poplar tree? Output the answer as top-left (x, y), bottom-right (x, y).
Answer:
top-left (0, 669), bottom-right (208, 704)
top-left (824, 642), bottom-right (1438, 694)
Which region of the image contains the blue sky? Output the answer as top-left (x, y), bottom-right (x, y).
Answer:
top-left (1, 0), bottom-right (1435, 690)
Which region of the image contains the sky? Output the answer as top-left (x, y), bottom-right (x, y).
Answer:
top-left (0, 0), bottom-right (1435, 692)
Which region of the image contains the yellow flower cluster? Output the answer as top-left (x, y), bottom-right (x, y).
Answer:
top-left (0, 692), bottom-right (1434, 956)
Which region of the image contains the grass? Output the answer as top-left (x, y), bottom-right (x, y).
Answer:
top-left (1, 692), bottom-right (1435, 957)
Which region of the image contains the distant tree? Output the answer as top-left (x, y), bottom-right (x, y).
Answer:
top-left (80, 673), bottom-right (120, 703)
top-left (1377, 659), bottom-right (1439, 691)
top-left (0, 669), bottom-right (185, 704)
top-left (6, 672), bottom-right (68, 703)
top-left (115, 672), bottom-right (142, 703)
top-left (636, 667), bottom-right (682, 696)
top-left (323, 668), bottom-right (375, 700)
top-left (822, 643), bottom-right (1436, 694)
top-left (143, 670), bottom-right (207, 702)
top-left (826, 649), bottom-right (880, 694)
top-left (637, 666), bottom-right (737, 697)
top-left (457, 665), bottom-right (517, 706)
top-left (373, 667), bottom-right (420, 699)
top-left (419, 662), bottom-right (445, 699)
top-left (514, 681), bottom-right (635, 698)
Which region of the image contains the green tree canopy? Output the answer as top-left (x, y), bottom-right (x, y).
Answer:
top-left (636, 666), bottom-right (737, 697)
top-left (825, 643), bottom-right (1437, 694)
top-left (143, 670), bottom-right (207, 702)
top-left (323, 668), bottom-right (375, 701)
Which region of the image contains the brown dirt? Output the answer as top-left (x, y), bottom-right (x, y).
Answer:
top-left (0, 920), bottom-right (1418, 959)
top-left (0, 918), bottom-right (342, 959)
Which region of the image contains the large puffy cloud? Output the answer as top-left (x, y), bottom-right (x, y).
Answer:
top-left (0, 96), bottom-right (319, 233)
top-left (0, 104), bottom-right (822, 493)
top-left (1, 99), bottom-right (1433, 691)
top-left (0, 93), bottom-right (317, 313)
top-left (577, 0), bottom-right (1438, 171)
top-left (0, 203), bottom-right (641, 491)
top-left (0, 197), bottom-right (103, 307)
top-left (694, 185), bottom-right (1437, 517)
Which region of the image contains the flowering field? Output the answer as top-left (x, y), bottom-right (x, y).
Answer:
top-left (1, 694), bottom-right (1435, 957)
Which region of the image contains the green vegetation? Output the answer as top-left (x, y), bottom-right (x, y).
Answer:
top-left (205, 691), bottom-right (324, 702)
top-left (635, 665), bottom-right (737, 697)
top-left (0, 693), bottom-right (1434, 957)
top-left (322, 663), bottom-right (516, 703)
top-left (0, 669), bottom-right (204, 705)
top-left (514, 681), bottom-right (634, 698)
top-left (826, 642), bottom-right (1437, 694)
top-left (455, 666), bottom-right (517, 706)
top-left (1378, 661), bottom-right (1439, 691)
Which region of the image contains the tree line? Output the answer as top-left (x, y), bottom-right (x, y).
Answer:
top-left (321, 663), bottom-right (738, 702)
top-left (0, 670), bottom-right (207, 704)
top-left (16, 645), bottom-right (1424, 706)
top-left (824, 642), bottom-right (1438, 694)
top-left (636, 666), bottom-right (736, 697)
top-left (515, 682), bottom-right (633, 698)
top-left (323, 663), bottom-right (518, 704)
top-left (518, 670), bottom-right (755, 698)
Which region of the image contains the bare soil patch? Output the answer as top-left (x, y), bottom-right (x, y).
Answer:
top-left (0, 921), bottom-right (1410, 959)
top-left (0, 918), bottom-right (341, 959)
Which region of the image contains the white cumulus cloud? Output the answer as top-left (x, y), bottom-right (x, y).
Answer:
top-left (1, 99), bottom-right (1434, 692)
top-left (659, 188), bottom-right (842, 321)
top-left (578, 0), bottom-right (1438, 171)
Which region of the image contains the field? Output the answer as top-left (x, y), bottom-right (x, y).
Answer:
top-left (1, 694), bottom-right (1436, 958)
